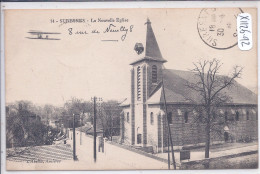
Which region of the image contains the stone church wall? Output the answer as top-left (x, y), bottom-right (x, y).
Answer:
top-left (121, 103), bottom-right (257, 153)
top-left (121, 107), bottom-right (132, 145)
top-left (146, 105), bottom-right (161, 152)
top-left (160, 104), bottom-right (258, 149)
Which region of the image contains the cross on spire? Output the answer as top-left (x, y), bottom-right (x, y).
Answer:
top-left (131, 18), bottom-right (167, 65)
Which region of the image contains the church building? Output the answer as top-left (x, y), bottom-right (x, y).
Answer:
top-left (119, 19), bottom-right (258, 153)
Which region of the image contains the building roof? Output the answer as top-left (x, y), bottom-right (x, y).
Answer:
top-left (6, 144), bottom-right (73, 162)
top-left (123, 19), bottom-right (257, 107)
top-left (119, 98), bottom-right (130, 107)
top-left (147, 69), bottom-right (257, 105)
top-left (130, 18), bottom-right (167, 65)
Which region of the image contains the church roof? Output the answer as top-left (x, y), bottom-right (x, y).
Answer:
top-left (130, 19), bottom-right (167, 65)
top-left (147, 69), bottom-right (257, 105)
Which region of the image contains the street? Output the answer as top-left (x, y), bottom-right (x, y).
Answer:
top-left (64, 130), bottom-right (168, 170)
top-left (6, 130), bottom-right (168, 170)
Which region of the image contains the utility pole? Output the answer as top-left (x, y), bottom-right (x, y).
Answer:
top-left (80, 113), bottom-right (82, 145)
top-left (167, 134), bottom-right (170, 169)
top-left (73, 113), bottom-right (77, 161)
top-left (92, 96), bottom-right (102, 162)
top-left (162, 76), bottom-right (176, 170)
top-left (111, 116), bottom-right (113, 141)
top-left (93, 97), bottom-right (97, 162)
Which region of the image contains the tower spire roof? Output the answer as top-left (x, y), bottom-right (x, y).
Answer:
top-left (130, 18), bottom-right (167, 65)
top-left (145, 18), bottom-right (164, 60)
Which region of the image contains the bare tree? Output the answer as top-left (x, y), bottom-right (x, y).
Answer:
top-left (99, 100), bottom-right (122, 140)
top-left (186, 58), bottom-right (243, 158)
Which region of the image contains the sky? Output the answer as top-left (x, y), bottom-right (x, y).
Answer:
top-left (5, 8), bottom-right (257, 106)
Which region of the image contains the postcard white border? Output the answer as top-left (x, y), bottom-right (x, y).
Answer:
top-left (1, 1), bottom-right (259, 174)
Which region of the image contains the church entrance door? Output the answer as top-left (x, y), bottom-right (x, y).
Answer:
top-left (137, 134), bottom-right (142, 144)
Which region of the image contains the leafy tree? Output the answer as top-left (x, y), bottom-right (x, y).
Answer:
top-left (6, 101), bottom-right (60, 148)
top-left (62, 97), bottom-right (92, 128)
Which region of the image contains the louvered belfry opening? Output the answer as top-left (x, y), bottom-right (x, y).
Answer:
top-left (137, 66), bottom-right (141, 101)
top-left (152, 65), bottom-right (157, 83)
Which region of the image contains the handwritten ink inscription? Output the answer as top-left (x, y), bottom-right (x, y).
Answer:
top-left (50, 17), bottom-right (134, 41)
top-left (237, 13), bottom-right (253, 50)
top-left (103, 24), bottom-right (134, 41)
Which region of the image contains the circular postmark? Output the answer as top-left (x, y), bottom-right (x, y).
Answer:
top-left (197, 8), bottom-right (243, 50)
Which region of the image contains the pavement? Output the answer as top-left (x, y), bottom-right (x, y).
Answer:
top-left (154, 142), bottom-right (258, 165)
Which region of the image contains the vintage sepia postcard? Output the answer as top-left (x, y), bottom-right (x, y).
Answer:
top-left (4, 8), bottom-right (258, 170)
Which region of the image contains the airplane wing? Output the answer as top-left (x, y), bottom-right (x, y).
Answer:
top-left (28, 31), bottom-right (61, 35)
top-left (25, 37), bottom-right (60, 40)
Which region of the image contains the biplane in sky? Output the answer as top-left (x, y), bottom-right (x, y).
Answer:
top-left (26, 30), bottom-right (61, 40)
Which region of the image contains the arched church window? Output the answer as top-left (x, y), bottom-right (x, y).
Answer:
top-left (137, 66), bottom-right (141, 101)
top-left (246, 110), bottom-right (249, 120)
top-left (168, 112), bottom-right (173, 124)
top-left (150, 112), bottom-right (154, 125)
top-left (184, 112), bottom-right (189, 123)
top-left (152, 65), bottom-right (157, 83)
top-left (236, 111), bottom-right (239, 121)
top-left (225, 111), bottom-right (228, 122)
top-left (127, 112), bottom-right (129, 123)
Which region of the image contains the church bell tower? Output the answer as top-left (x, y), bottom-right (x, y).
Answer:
top-left (129, 18), bottom-right (167, 146)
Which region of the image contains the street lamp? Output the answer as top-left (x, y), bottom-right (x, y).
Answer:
top-left (80, 113), bottom-right (83, 145)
